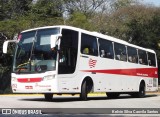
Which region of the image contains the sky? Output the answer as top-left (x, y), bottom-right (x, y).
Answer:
top-left (143, 0), bottom-right (160, 6)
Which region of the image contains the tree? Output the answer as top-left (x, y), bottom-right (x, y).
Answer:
top-left (110, 0), bottom-right (139, 11)
top-left (30, 0), bottom-right (64, 18)
top-left (65, 0), bottom-right (109, 18)
top-left (0, 0), bottom-right (32, 20)
top-left (66, 0), bottom-right (112, 31)
top-left (104, 4), bottom-right (160, 82)
top-left (67, 12), bottom-right (93, 30)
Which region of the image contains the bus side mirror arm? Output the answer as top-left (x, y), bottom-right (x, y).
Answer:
top-left (3, 40), bottom-right (17, 54)
top-left (50, 34), bottom-right (62, 52)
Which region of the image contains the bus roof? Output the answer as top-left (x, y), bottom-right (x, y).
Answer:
top-left (22, 25), bottom-right (155, 54)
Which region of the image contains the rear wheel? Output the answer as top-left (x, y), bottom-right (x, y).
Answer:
top-left (138, 83), bottom-right (145, 98)
top-left (131, 82), bottom-right (145, 98)
top-left (44, 93), bottom-right (53, 101)
top-left (106, 93), bottom-right (120, 99)
top-left (80, 80), bottom-right (88, 101)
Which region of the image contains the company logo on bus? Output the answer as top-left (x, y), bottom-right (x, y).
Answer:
top-left (28, 78), bottom-right (30, 82)
top-left (89, 58), bottom-right (97, 68)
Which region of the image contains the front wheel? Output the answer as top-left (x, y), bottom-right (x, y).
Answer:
top-left (80, 80), bottom-right (88, 101)
top-left (44, 93), bottom-right (53, 101)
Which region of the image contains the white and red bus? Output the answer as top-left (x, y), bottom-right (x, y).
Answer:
top-left (3, 25), bottom-right (158, 101)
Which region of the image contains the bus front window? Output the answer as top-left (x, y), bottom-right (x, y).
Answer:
top-left (13, 28), bottom-right (60, 73)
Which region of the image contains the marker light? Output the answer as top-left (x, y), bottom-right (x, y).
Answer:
top-left (18, 34), bottom-right (22, 41)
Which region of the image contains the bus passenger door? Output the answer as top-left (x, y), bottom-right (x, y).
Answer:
top-left (57, 29), bottom-right (79, 92)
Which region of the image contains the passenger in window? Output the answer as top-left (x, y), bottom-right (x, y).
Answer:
top-left (115, 48), bottom-right (122, 60)
top-left (121, 55), bottom-right (127, 61)
top-left (148, 60), bottom-right (151, 66)
top-left (139, 58), bottom-right (143, 64)
top-left (100, 50), bottom-right (106, 57)
top-left (128, 56), bottom-right (133, 62)
top-left (106, 52), bottom-right (111, 58)
top-left (120, 50), bottom-right (127, 61)
top-left (116, 55), bottom-right (121, 60)
top-left (83, 47), bottom-right (89, 54)
top-left (132, 56), bottom-right (138, 63)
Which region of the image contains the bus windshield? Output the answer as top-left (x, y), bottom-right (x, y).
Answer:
top-left (13, 28), bottom-right (60, 73)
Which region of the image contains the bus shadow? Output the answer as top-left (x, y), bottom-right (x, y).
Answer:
top-left (19, 94), bottom-right (158, 102)
top-left (20, 97), bottom-right (83, 102)
top-left (145, 94), bottom-right (158, 98)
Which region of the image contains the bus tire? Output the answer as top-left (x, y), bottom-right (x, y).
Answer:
top-left (80, 80), bottom-right (88, 101)
top-left (106, 92), bottom-right (120, 99)
top-left (44, 93), bottom-right (53, 101)
top-left (131, 82), bottom-right (145, 98)
top-left (137, 82), bottom-right (146, 98)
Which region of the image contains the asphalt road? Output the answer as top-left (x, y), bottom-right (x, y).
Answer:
top-left (0, 93), bottom-right (160, 116)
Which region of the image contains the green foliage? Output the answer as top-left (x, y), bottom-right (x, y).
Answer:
top-left (0, 0), bottom-right (64, 37)
top-left (67, 12), bottom-right (93, 30)
top-left (0, 0), bottom-right (32, 20)
top-left (30, 0), bottom-right (64, 18)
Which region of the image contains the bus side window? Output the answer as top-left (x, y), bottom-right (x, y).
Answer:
top-left (127, 46), bottom-right (138, 64)
top-left (98, 38), bottom-right (114, 59)
top-left (114, 43), bottom-right (127, 61)
top-left (148, 52), bottom-right (156, 67)
top-left (138, 49), bottom-right (148, 65)
top-left (81, 33), bottom-right (98, 56)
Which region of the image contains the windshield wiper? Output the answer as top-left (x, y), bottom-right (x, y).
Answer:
top-left (14, 67), bottom-right (28, 74)
top-left (15, 67), bottom-right (28, 70)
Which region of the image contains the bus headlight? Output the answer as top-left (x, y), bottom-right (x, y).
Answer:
top-left (43, 75), bottom-right (55, 81)
top-left (12, 77), bottom-right (17, 82)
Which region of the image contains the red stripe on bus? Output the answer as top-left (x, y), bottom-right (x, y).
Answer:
top-left (82, 68), bottom-right (158, 78)
top-left (17, 78), bottom-right (42, 83)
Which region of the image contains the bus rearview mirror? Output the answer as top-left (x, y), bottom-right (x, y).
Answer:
top-left (3, 40), bottom-right (17, 54)
top-left (50, 34), bottom-right (62, 49)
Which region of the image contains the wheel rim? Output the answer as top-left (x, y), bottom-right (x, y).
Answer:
top-left (140, 85), bottom-right (145, 97)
